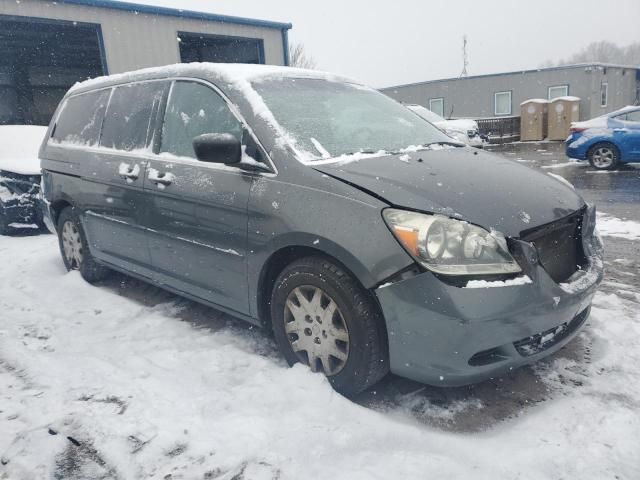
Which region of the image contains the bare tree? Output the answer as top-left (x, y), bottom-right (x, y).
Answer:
top-left (541, 41), bottom-right (640, 67)
top-left (289, 42), bottom-right (317, 69)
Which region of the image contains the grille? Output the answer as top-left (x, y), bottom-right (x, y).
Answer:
top-left (513, 307), bottom-right (590, 356)
top-left (521, 210), bottom-right (585, 283)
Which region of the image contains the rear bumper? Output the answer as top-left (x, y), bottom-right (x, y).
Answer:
top-left (375, 209), bottom-right (603, 386)
top-left (565, 142), bottom-right (588, 160)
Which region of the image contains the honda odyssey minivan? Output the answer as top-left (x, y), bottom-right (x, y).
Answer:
top-left (40, 63), bottom-right (603, 396)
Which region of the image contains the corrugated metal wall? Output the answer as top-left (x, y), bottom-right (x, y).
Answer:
top-left (0, 0), bottom-right (286, 73)
top-left (381, 66), bottom-right (639, 121)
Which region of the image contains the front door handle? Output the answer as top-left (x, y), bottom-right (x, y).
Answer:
top-left (118, 162), bottom-right (140, 182)
top-left (148, 168), bottom-right (175, 187)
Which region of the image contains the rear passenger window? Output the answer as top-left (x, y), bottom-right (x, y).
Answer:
top-left (52, 90), bottom-right (110, 146)
top-left (160, 81), bottom-right (242, 158)
top-left (100, 82), bottom-right (166, 152)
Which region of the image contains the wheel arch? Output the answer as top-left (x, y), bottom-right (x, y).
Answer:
top-left (587, 140), bottom-right (621, 159)
top-left (256, 243), bottom-right (382, 332)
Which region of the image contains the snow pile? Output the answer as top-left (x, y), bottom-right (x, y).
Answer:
top-left (1, 235), bottom-right (639, 479)
top-left (0, 126), bottom-right (48, 175)
top-left (597, 212), bottom-right (640, 241)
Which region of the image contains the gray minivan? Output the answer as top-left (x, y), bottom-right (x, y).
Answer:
top-left (40, 64), bottom-right (603, 396)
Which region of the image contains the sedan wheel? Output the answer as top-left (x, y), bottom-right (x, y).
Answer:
top-left (589, 144), bottom-right (618, 170)
top-left (284, 286), bottom-right (349, 376)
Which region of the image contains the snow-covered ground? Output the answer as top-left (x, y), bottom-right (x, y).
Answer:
top-left (1, 227), bottom-right (639, 479)
top-left (597, 213), bottom-right (640, 241)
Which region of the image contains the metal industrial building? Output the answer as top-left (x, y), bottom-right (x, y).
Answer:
top-left (381, 63), bottom-right (640, 121)
top-left (0, 0), bottom-right (291, 125)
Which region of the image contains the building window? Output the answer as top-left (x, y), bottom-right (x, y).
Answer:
top-left (429, 98), bottom-right (444, 117)
top-left (600, 82), bottom-right (608, 107)
top-left (548, 85), bottom-right (569, 100)
top-left (494, 91), bottom-right (512, 116)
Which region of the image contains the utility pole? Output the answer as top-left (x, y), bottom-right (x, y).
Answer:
top-left (460, 35), bottom-right (469, 78)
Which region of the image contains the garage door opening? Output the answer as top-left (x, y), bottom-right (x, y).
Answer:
top-left (178, 32), bottom-right (264, 65)
top-left (0, 16), bottom-right (106, 126)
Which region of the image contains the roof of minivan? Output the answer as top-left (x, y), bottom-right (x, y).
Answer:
top-left (68, 63), bottom-right (360, 96)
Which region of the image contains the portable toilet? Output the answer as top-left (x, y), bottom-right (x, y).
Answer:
top-left (520, 99), bottom-right (549, 141)
top-left (548, 96), bottom-right (580, 141)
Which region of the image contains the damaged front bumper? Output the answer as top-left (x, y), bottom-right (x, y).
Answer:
top-left (0, 171), bottom-right (42, 227)
top-left (374, 206), bottom-right (604, 387)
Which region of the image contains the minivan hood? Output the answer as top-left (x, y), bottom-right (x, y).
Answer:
top-left (313, 148), bottom-right (584, 237)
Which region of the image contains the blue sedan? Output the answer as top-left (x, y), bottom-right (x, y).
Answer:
top-left (566, 106), bottom-right (640, 170)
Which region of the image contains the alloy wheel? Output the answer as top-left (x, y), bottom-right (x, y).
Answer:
top-left (61, 220), bottom-right (83, 269)
top-left (591, 147), bottom-right (614, 169)
top-left (283, 285), bottom-right (350, 376)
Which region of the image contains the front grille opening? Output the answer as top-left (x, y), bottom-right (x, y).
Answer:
top-left (468, 347), bottom-right (509, 366)
top-left (521, 210), bottom-right (587, 283)
top-left (513, 307), bottom-right (590, 356)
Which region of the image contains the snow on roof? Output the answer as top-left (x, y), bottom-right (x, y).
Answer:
top-left (381, 62), bottom-right (640, 91)
top-left (550, 96), bottom-right (581, 102)
top-left (0, 125), bottom-right (48, 175)
top-left (69, 63), bottom-right (359, 94)
top-left (520, 98), bottom-right (549, 105)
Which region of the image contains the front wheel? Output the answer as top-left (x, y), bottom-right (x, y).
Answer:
top-left (270, 256), bottom-right (388, 396)
top-left (588, 143), bottom-right (619, 170)
top-left (57, 206), bottom-right (110, 283)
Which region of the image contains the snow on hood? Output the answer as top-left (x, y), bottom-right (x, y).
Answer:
top-left (314, 148), bottom-right (584, 236)
top-left (436, 118), bottom-right (478, 132)
top-left (0, 125), bottom-right (48, 175)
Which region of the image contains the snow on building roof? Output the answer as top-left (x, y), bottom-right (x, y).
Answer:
top-left (381, 63), bottom-right (640, 91)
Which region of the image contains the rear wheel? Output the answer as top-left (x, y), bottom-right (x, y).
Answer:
top-left (270, 256), bottom-right (388, 396)
top-left (588, 143), bottom-right (619, 170)
top-left (57, 206), bottom-right (110, 283)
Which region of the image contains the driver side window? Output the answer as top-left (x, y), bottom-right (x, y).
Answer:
top-left (161, 81), bottom-right (242, 158)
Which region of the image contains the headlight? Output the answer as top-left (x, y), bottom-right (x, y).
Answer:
top-left (383, 209), bottom-right (522, 275)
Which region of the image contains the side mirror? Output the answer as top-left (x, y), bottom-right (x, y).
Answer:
top-left (192, 133), bottom-right (241, 164)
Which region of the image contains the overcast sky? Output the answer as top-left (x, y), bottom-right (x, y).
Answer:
top-left (138, 0), bottom-right (639, 88)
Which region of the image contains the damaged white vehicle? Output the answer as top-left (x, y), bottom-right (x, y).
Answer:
top-left (0, 126), bottom-right (48, 234)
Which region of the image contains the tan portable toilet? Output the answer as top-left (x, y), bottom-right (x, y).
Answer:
top-left (520, 99), bottom-right (549, 141)
top-left (548, 96), bottom-right (580, 140)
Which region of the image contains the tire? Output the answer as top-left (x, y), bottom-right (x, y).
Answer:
top-left (57, 206), bottom-right (110, 283)
top-left (588, 142), bottom-right (619, 170)
top-left (270, 256), bottom-right (388, 396)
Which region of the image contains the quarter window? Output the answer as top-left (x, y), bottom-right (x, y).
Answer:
top-left (494, 91), bottom-right (512, 116)
top-left (160, 81), bottom-right (242, 159)
top-left (100, 82), bottom-right (167, 152)
top-left (52, 90), bottom-right (110, 146)
top-left (548, 85), bottom-right (569, 100)
top-left (429, 98), bottom-right (444, 117)
top-left (623, 111), bottom-right (640, 122)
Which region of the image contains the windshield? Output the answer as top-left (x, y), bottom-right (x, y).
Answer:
top-left (408, 104), bottom-right (446, 123)
top-left (252, 78), bottom-right (452, 161)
